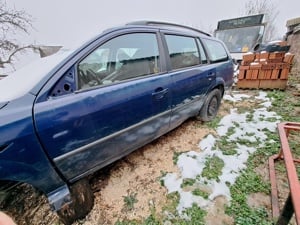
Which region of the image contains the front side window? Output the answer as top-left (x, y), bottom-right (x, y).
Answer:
top-left (165, 35), bottom-right (200, 70)
top-left (77, 33), bottom-right (160, 90)
top-left (202, 39), bottom-right (228, 63)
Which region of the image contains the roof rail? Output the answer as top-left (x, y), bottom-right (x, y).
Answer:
top-left (126, 21), bottom-right (211, 36)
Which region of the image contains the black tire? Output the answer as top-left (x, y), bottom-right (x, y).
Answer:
top-left (57, 179), bottom-right (94, 225)
top-left (197, 89), bottom-right (222, 122)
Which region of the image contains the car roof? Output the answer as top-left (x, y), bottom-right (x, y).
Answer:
top-left (126, 21), bottom-right (211, 37)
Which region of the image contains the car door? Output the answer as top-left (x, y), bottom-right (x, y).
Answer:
top-left (201, 37), bottom-right (234, 88)
top-left (33, 32), bottom-right (171, 181)
top-left (162, 34), bottom-right (215, 128)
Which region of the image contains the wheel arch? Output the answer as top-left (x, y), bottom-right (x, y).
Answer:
top-left (211, 79), bottom-right (225, 96)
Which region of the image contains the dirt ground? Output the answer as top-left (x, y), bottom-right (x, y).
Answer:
top-left (1, 117), bottom-right (218, 225)
top-left (0, 90), bottom-right (265, 225)
top-left (1, 82), bottom-right (299, 224)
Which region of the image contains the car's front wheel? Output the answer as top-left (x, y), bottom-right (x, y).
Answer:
top-left (57, 179), bottom-right (94, 225)
top-left (197, 89), bottom-right (222, 122)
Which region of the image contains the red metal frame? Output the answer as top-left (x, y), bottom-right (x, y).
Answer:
top-left (269, 122), bottom-right (300, 225)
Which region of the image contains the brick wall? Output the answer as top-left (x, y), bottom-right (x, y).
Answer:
top-left (287, 33), bottom-right (300, 72)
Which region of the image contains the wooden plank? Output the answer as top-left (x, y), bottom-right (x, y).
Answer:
top-left (259, 80), bottom-right (287, 90)
top-left (237, 79), bottom-right (260, 89)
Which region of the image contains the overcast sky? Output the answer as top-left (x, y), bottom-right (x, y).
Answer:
top-left (7, 0), bottom-right (300, 48)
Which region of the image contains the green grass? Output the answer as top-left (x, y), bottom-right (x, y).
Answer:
top-left (204, 116), bottom-right (222, 129)
top-left (267, 90), bottom-right (300, 122)
top-left (225, 170), bottom-right (272, 225)
top-left (225, 162), bottom-right (272, 225)
top-left (237, 106), bottom-right (255, 114)
top-left (116, 190), bottom-right (208, 225)
top-left (115, 89), bottom-right (300, 225)
top-left (201, 156), bottom-right (224, 181)
top-left (115, 215), bottom-right (160, 225)
top-left (123, 192), bottom-right (138, 211)
top-left (215, 137), bottom-right (238, 155)
top-left (163, 192), bottom-right (180, 215)
top-left (227, 126), bottom-right (236, 136)
top-left (173, 151), bottom-right (182, 165)
top-left (166, 204), bottom-right (207, 225)
top-left (236, 136), bottom-right (260, 147)
top-left (181, 178), bottom-right (196, 188)
top-left (225, 89), bottom-right (300, 224)
top-left (246, 112), bottom-right (254, 122)
top-left (192, 188), bottom-right (209, 199)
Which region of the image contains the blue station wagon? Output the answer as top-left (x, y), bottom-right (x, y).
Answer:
top-left (0, 21), bottom-right (234, 224)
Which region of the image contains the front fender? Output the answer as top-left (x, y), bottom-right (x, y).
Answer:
top-left (0, 94), bottom-right (70, 210)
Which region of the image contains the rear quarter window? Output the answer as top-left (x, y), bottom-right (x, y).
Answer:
top-left (202, 38), bottom-right (228, 63)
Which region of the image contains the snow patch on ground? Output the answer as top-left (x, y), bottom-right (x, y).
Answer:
top-left (162, 91), bottom-right (281, 215)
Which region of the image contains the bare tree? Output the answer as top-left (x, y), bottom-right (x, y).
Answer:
top-left (243, 0), bottom-right (279, 41)
top-left (0, 0), bottom-right (34, 68)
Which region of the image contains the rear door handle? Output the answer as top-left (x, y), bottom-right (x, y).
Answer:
top-left (152, 87), bottom-right (169, 100)
top-left (206, 71), bottom-right (216, 80)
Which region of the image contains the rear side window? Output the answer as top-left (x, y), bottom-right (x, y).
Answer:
top-left (165, 35), bottom-right (200, 70)
top-left (202, 39), bottom-right (228, 63)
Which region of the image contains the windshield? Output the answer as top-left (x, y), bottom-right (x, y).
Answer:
top-left (215, 25), bottom-right (264, 53)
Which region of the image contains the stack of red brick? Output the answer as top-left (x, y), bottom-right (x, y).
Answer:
top-left (237, 51), bottom-right (295, 89)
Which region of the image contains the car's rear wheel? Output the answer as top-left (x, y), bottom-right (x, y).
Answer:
top-left (57, 179), bottom-right (94, 225)
top-left (197, 89), bottom-right (222, 122)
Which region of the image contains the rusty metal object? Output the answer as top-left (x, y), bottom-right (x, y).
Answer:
top-left (269, 122), bottom-right (300, 225)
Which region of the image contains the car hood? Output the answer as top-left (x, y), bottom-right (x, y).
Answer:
top-left (0, 49), bottom-right (73, 103)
